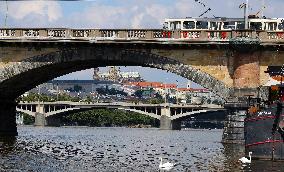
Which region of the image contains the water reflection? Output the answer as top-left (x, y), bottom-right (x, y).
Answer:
top-left (0, 126), bottom-right (283, 171)
top-left (0, 136), bottom-right (16, 156)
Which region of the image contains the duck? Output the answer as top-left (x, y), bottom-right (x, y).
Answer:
top-left (159, 157), bottom-right (175, 171)
top-left (239, 152), bottom-right (252, 164)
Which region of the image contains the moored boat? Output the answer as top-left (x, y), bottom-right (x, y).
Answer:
top-left (245, 66), bottom-right (284, 160)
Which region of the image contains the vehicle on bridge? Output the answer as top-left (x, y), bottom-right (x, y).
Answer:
top-left (164, 17), bottom-right (284, 31)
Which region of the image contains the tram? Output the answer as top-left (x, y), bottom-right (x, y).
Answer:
top-left (164, 16), bottom-right (284, 31)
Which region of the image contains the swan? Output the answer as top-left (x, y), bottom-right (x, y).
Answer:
top-left (159, 157), bottom-right (175, 171)
top-left (239, 152), bottom-right (252, 164)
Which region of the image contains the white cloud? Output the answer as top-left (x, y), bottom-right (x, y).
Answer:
top-left (7, 1), bottom-right (62, 22)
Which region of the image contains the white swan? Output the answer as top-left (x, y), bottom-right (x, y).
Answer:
top-left (239, 152), bottom-right (252, 164)
top-left (159, 157), bottom-right (175, 171)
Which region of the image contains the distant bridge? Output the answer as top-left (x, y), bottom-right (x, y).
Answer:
top-left (16, 101), bottom-right (224, 130)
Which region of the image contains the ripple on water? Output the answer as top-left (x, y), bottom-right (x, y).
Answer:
top-left (0, 127), bottom-right (283, 171)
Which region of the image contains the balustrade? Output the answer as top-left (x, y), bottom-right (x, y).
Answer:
top-left (207, 31), bottom-right (230, 40)
top-left (267, 32), bottom-right (284, 40)
top-left (48, 29), bottom-right (67, 38)
top-left (153, 30), bottom-right (173, 38)
top-left (72, 30), bottom-right (91, 38)
top-left (0, 28), bottom-right (280, 43)
top-left (23, 29), bottom-right (40, 37)
top-left (127, 30), bottom-right (146, 38)
top-left (100, 30), bottom-right (119, 38)
top-left (0, 29), bottom-right (16, 37)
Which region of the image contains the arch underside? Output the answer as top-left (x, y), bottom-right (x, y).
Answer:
top-left (0, 47), bottom-right (232, 100)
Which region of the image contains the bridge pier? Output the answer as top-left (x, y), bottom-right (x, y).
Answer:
top-left (160, 106), bottom-right (181, 130)
top-left (160, 116), bottom-right (181, 130)
top-left (222, 104), bottom-right (246, 144)
top-left (34, 113), bottom-right (46, 126)
top-left (0, 100), bottom-right (18, 136)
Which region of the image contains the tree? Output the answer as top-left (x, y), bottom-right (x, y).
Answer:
top-left (73, 85), bottom-right (82, 92)
top-left (134, 90), bottom-right (144, 98)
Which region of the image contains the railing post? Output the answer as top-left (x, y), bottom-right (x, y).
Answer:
top-left (15, 29), bottom-right (22, 37)
top-left (119, 30), bottom-right (127, 39)
top-left (145, 31), bottom-right (153, 39)
top-left (93, 30), bottom-right (101, 38)
top-left (258, 31), bottom-right (267, 41)
top-left (39, 29), bottom-right (47, 38)
top-left (173, 30), bottom-right (180, 39)
top-left (252, 31), bottom-right (257, 39)
top-left (199, 30), bottom-right (207, 40)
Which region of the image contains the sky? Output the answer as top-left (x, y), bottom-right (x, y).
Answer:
top-left (0, 0), bottom-right (283, 88)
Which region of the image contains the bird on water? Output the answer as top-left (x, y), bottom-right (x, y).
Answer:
top-left (159, 157), bottom-right (175, 171)
top-left (239, 152), bottom-right (252, 164)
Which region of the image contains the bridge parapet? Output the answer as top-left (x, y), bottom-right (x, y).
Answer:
top-left (0, 28), bottom-right (283, 44)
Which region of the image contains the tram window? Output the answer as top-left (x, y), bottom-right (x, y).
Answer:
top-left (267, 22), bottom-right (277, 31)
top-left (196, 21), bottom-right (208, 29)
top-left (223, 22), bottom-right (236, 29)
top-left (209, 22), bottom-right (217, 30)
top-left (278, 22), bottom-right (284, 30)
top-left (236, 22), bottom-right (245, 30)
top-left (250, 22), bottom-right (262, 30)
top-left (163, 22), bottom-right (169, 29)
top-left (170, 22), bottom-right (181, 30)
top-left (183, 21), bottom-right (195, 29)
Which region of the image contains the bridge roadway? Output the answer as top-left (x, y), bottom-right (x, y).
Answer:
top-left (16, 101), bottom-right (224, 130)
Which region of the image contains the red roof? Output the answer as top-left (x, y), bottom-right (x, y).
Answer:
top-left (126, 82), bottom-right (177, 89)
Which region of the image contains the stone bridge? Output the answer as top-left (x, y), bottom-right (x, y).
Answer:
top-left (16, 101), bottom-right (224, 130)
top-left (0, 28), bottom-right (283, 144)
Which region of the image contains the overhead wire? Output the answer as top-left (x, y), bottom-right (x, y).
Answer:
top-left (194, 0), bottom-right (214, 17)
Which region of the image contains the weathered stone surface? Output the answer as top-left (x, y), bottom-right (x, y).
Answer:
top-left (34, 113), bottom-right (46, 127)
top-left (222, 110), bottom-right (246, 144)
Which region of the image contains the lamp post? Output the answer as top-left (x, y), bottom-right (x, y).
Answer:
top-left (164, 83), bottom-right (167, 105)
top-left (245, 0), bottom-right (249, 29)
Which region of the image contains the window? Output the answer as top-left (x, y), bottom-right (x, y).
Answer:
top-left (183, 21), bottom-right (195, 29)
top-left (223, 22), bottom-right (236, 29)
top-left (267, 22), bottom-right (277, 31)
top-left (209, 22), bottom-right (217, 30)
top-left (170, 21), bottom-right (181, 30)
top-left (278, 22), bottom-right (284, 30)
top-left (236, 22), bottom-right (245, 30)
top-left (250, 22), bottom-right (263, 30)
top-left (196, 21), bottom-right (208, 29)
top-left (163, 22), bottom-right (169, 29)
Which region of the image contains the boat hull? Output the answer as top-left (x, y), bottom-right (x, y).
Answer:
top-left (245, 112), bottom-right (284, 160)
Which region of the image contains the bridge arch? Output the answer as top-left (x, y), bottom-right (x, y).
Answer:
top-left (0, 46), bottom-right (231, 101)
top-left (43, 106), bottom-right (161, 120)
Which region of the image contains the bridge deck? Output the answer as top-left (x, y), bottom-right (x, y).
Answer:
top-left (0, 29), bottom-right (283, 45)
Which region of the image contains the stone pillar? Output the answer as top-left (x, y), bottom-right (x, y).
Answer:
top-left (160, 106), bottom-right (181, 130)
top-left (222, 107), bottom-right (246, 144)
top-left (0, 100), bottom-right (18, 137)
top-left (160, 115), bottom-right (172, 130)
top-left (34, 112), bottom-right (46, 126)
top-left (233, 52), bottom-right (260, 97)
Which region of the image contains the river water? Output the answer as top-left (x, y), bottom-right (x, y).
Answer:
top-left (0, 126), bottom-right (283, 172)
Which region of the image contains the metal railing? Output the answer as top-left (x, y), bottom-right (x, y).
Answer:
top-left (0, 28), bottom-right (282, 43)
